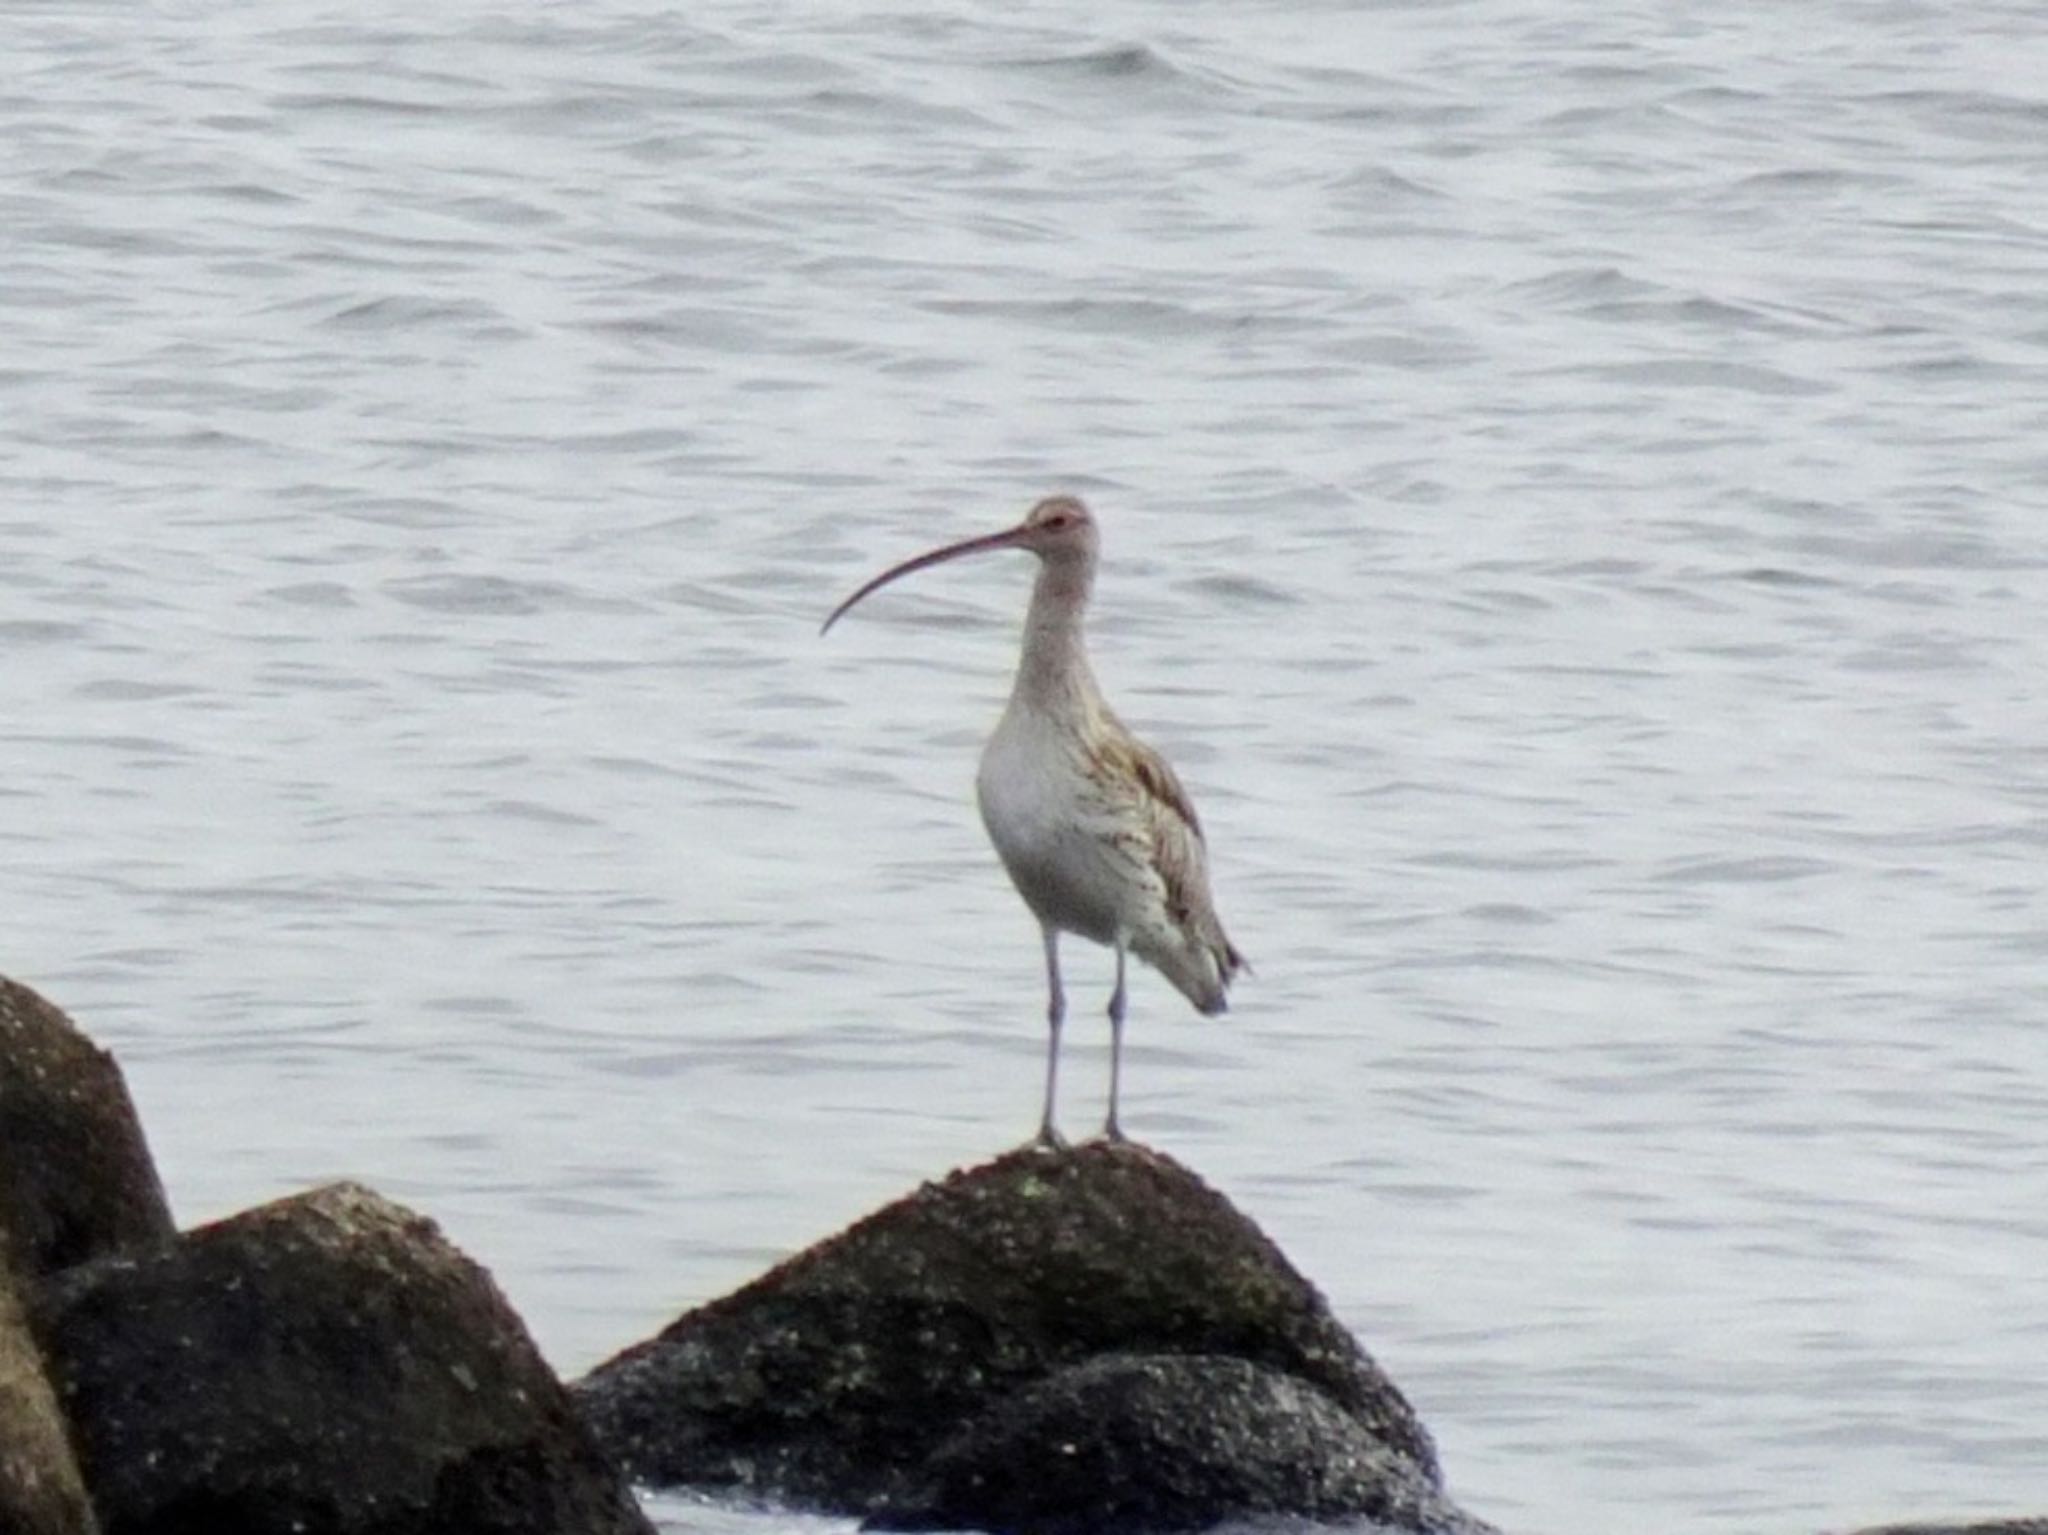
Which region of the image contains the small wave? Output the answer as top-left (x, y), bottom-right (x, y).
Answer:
top-left (1720, 166), bottom-right (1902, 196)
top-left (1464, 901), bottom-right (1556, 926)
top-left (21, 732), bottom-right (191, 758)
top-left (921, 294), bottom-right (1295, 341)
top-left (264, 581), bottom-right (358, 609)
top-left (0, 618), bottom-right (91, 644)
top-left (1655, 855), bottom-right (1832, 885)
top-left (1327, 164), bottom-right (1447, 201)
top-left (1013, 43), bottom-right (1176, 81)
top-left (1002, 40), bottom-right (1259, 103)
top-left (483, 799), bottom-right (603, 829)
top-left (383, 574), bottom-right (573, 616)
top-left (73, 679), bottom-right (202, 702)
top-left (1502, 265), bottom-right (1664, 307)
top-left (1568, 357), bottom-right (1833, 398)
top-left (1864, 87), bottom-right (2048, 141)
top-left (267, 92), bottom-right (449, 119)
top-left (1183, 572), bottom-right (1301, 609)
top-left (203, 181), bottom-right (302, 207)
top-left (1728, 567), bottom-right (1841, 590)
top-left (323, 294), bottom-right (510, 333)
top-left (1581, 292), bottom-right (1827, 339)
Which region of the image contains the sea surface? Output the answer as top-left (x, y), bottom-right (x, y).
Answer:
top-left (4, 3), bottom-right (2046, 1532)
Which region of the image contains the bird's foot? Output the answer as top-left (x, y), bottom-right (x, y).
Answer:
top-left (1097, 1117), bottom-right (1128, 1146)
top-left (1029, 1123), bottom-right (1071, 1153)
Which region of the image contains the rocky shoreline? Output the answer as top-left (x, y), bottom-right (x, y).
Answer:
top-left (574, 1135), bottom-right (1484, 1534)
top-left (0, 973), bottom-right (2033, 1535)
top-left (0, 974), bottom-right (651, 1535)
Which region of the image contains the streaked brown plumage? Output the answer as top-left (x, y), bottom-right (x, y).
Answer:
top-left (1083, 721), bottom-right (1244, 1010)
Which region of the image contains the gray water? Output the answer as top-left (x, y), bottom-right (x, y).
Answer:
top-left (5, 3), bottom-right (2046, 1532)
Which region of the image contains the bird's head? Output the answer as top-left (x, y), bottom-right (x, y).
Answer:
top-left (822, 494), bottom-right (1098, 634)
top-left (1014, 494), bottom-right (1098, 563)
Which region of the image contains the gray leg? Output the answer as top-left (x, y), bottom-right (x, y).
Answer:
top-left (1104, 940), bottom-right (1128, 1142)
top-left (1036, 927), bottom-right (1067, 1149)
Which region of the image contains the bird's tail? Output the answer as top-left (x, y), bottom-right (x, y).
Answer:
top-left (1152, 929), bottom-right (1246, 1017)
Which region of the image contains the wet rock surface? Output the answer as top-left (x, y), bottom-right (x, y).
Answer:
top-left (869, 1351), bottom-right (1496, 1535)
top-left (35, 1180), bottom-right (654, 1535)
top-left (0, 975), bottom-right (144, 1535)
top-left (0, 1271), bottom-right (98, 1535)
top-left (0, 976), bottom-right (174, 1285)
top-left (577, 1140), bottom-right (1460, 1531)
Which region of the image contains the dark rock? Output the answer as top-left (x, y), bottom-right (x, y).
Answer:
top-left (0, 1271), bottom-right (98, 1535)
top-left (577, 1140), bottom-right (1442, 1522)
top-left (35, 1181), bottom-right (653, 1535)
top-left (0, 975), bottom-right (175, 1285)
top-left (869, 1352), bottom-right (1495, 1535)
top-left (1843, 1524), bottom-right (2048, 1535)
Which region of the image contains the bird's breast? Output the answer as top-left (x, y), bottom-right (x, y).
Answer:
top-left (975, 707), bottom-right (1125, 944)
top-left (976, 708), bottom-right (1085, 864)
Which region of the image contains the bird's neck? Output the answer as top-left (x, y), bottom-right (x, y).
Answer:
top-left (1009, 557), bottom-right (1099, 715)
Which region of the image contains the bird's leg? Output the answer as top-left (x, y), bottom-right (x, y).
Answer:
top-left (1103, 939), bottom-right (1129, 1143)
top-left (1036, 927), bottom-right (1068, 1149)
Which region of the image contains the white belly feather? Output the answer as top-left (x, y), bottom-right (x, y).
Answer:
top-left (975, 705), bottom-right (1138, 947)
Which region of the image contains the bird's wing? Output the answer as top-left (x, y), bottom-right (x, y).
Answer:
top-left (1097, 720), bottom-right (1204, 843)
top-left (1092, 717), bottom-right (1204, 841)
top-left (1088, 720), bottom-right (1229, 945)
top-left (1084, 716), bottom-right (1248, 1001)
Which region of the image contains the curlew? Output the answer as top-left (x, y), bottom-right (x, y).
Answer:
top-left (823, 494), bottom-right (1245, 1145)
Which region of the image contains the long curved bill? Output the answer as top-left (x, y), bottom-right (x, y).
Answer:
top-left (820, 522), bottom-right (1031, 635)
